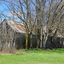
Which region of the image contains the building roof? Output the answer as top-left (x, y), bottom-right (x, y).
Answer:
top-left (51, 29), bottom-right (63, 37)
top-left (3, 19), bottom-right (26, 33)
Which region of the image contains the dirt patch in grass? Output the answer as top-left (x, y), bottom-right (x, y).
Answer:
top-left (15, 51), bottom-right (30, 55)
top-left (0, 51), bottom-right (29, 55)
top-left (0, 52), bottom-right (12, 55)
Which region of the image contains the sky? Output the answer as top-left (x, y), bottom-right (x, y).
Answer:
top-left (0, 0), bottom-right (63, 21)
top-left (0, 2), bottom-right (10, 21)
top-left (0, 3), bottom-right (20, 21)
top-left (0, 3), bottom-right (9, 14)
top-left (0, 0), bottom-right (36, 21)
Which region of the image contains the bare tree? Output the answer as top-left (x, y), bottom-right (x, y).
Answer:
top-left (0, 0), bottom-right (64, 49)
top-left (35, 0), bottom-right (64, 48)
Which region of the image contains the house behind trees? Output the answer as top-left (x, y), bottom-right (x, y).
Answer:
top-left (0, 19), bottom-right (64, 51)
top-left (0, 19), bottom-right (26, 51)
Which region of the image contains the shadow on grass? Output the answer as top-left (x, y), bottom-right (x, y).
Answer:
top-left (48, 48), bottom-right (64, 53)
top-left (20, 48), bottom-right (64, 54)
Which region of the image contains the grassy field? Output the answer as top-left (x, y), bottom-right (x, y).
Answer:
top-left (0, 48), bottom-right (64, 64)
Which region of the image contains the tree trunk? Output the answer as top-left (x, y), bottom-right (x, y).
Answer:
top-left (40, 27), bottom-right (43, 48)
top-left (0, 42), bottom-right (4, 51)
top-left (37, 39), bottom-right (40, 48)
top-left (43, 33), bottom-right (49, 49)
top-left (25, 33), bottom-right (29, 49)
top-left (36, 35), bottom-right (40, 48)
top-left (30, 32), bottom-right (33, 48)
top-left (10, 40), bottom-right (15, 53)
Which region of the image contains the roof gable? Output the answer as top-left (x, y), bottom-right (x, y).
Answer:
top-left (3, 19), bottom-right (26, 33)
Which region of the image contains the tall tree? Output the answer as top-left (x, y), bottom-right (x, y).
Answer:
top-left (0, 0), bottom-right (64, 49)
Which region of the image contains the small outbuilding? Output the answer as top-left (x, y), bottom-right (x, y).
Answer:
top-left (0, 19), bottom-right (26, 51)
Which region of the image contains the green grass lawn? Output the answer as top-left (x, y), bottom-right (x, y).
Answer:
top-left (0, 48), bottom-right (64, 64)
